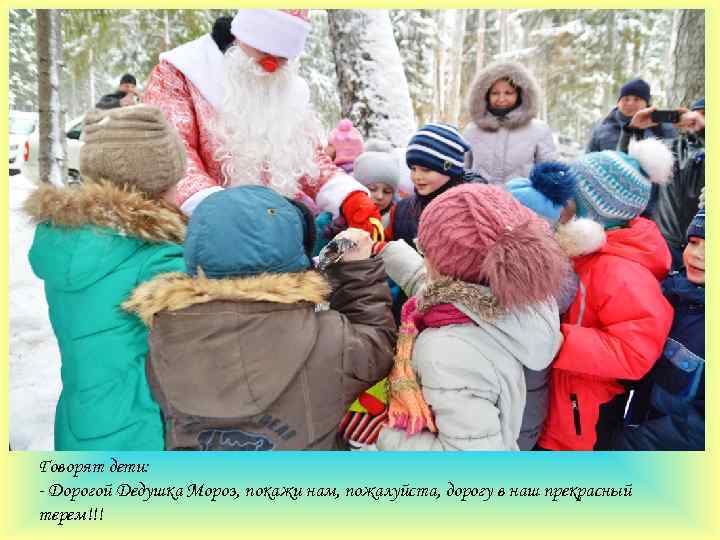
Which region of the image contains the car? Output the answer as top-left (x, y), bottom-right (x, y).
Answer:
top-left (9, 111), bottom-right (38, 175)
top-left (23, 114), bottom-right (84, 183)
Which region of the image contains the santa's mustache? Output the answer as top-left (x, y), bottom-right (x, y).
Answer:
top-left (211, 45), bottom-right (321, 196)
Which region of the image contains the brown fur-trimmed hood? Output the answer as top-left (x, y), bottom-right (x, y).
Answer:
top-left (467, 61), bottom-right (542, 131)
top-left (23, 180), bottom-right (187, 244)
top-left (123, 270), bottom-right (331, 326)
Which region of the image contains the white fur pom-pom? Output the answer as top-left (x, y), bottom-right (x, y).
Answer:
top-left (628, 137), bottom-right (674, 185)
top-left (555, 218), bottom-right (607, 257)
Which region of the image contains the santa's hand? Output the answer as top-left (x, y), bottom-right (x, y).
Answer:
top-left (341, 191), bottom-right (382, 236)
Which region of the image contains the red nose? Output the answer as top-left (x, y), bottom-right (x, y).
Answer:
top-left (258, 56), bottom-right (280, 73)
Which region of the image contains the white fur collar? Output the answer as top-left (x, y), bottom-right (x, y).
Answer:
top-left (555, 218), bottom-right (607, 258)
top-left (160, 34), bottom-right (225, 109)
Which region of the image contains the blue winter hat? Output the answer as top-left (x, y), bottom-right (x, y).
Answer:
top-left (691, 97), bottom-right (705, 111)
top-left (185, 186), bottom-right (310, 278)
top-left (570, 138), bottom-right (674, 228)
top-left (619, 78), bottom-right (651, 104)
top-left (506, 161), bottom-right (576, 224)
top-left (406, 123), bottom-right (470, 178)
top-left (687, 207), bottom-right (705, 241)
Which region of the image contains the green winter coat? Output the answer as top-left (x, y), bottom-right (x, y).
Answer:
top-left (25, 181), bottom-right (187, 451)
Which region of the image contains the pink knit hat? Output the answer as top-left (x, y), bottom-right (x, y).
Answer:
top-left (418, 184), bottom-right (567, 309)
top-left (328, 119), bottom-right (364, 165)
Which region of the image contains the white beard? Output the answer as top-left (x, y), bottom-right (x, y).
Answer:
top-left (212, 45), bottom-right (322, 197)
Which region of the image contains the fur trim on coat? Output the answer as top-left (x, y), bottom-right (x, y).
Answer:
top-left (419, 278), bottom-right (505, 321)
top-left (467, 61), bottom-right (541, 131)
top-left (123, 270), bottom-right (331, 326)
top-left (23, 180), bottom-right (187, 245)
top-left (555, 218), bottom-right (607, 258)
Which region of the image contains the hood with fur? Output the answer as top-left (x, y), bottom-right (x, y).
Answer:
top-left (25, 181), bottom-right (187, 291)
top-left (24, 181), bottom-right (187, 245)
top-left (123, 269), bottom-right (333, 422)
top-left (124, 269), bottom-right (330, 326)
top-left (467, 61), bottom-right (541, 131)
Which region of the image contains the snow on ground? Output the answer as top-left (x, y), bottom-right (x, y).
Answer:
top-left (9, 172), bottom-right (61, 451)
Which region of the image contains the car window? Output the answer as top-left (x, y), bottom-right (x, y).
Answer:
top-left (67, 121), bottom-right (83, 140)
top-left (10, 117), bottom-right (36, 135)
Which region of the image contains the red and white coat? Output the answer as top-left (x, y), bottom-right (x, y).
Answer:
top-left (143, 34), bottom-right (366, 215)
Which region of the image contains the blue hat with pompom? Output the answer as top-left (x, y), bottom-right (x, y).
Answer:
top-left (506, 161), bottom-right (577, 224)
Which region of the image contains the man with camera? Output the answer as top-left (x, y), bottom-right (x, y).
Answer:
top-left (619, 98), bottom-right (705, 269)
top-left (586, 78), bottom-right (677, 152)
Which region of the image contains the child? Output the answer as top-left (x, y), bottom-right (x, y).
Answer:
top-left (505, 161), bottom-right (584, 449)
top-left (124, 186), bottom-right (396, 450)
top-left (327, 118), bottom-right (364, 174)
top-left (392, 123), bottom-right (471, 246)
top-left (353, 150), bottom-right (401, 240)
top-left (613, 207), bottom-right (705, 450)
top-left (376, 184), bottom-right (565, 450)
top-left (537, 138), bottom-right (675, 451)
top-left (338, 149), bottom-right (401, 447)
top-left (24, 105), bottom-right (188, 450)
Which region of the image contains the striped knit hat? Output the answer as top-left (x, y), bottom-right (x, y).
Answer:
top-left (406, 123), bottom-right (470, 178)
top-left (571, 138), bottom-right (673, 228)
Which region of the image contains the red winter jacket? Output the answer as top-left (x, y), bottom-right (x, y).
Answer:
top-left (538, 218), bottom-right (674, 450)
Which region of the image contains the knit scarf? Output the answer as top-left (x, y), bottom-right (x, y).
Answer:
top-left (387, 279), bottom-right (504, 435)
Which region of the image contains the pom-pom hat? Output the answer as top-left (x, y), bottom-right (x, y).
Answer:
top-left (506, 161), bottom-right (577, 224)
top-left (571, 138), bottom-right (673, 228)
top-left (329, 119), bottom-right (364, 165)
top-left (417, 184), bottom-right (567, 310)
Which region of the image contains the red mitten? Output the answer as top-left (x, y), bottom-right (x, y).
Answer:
top-left (341, 191), bottom-right (381, 236)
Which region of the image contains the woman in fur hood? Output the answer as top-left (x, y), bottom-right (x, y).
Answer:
top-left (464, 61), bottom-right (558, 184)
top-left (24, 105), bottom-right (188, 450)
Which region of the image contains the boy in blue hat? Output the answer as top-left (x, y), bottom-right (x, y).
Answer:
top-left (124, 186), bottom-right (396, 450)
top-left (613, 206), bottom-right (705, 450)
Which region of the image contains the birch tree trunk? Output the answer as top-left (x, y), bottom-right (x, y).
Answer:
top-left (88, 48), bottom-right (96, 107)
top-left (164, 11), bottom-right (171, 49)
top-left (445, 10), bottom-right (468, 125)
top-left (668, 10), bottom-right (705, 106)
top-left (499, 10), bottom-right (509, 55)
top-left (36, 9), bottom-right (67, 186)
top-left (603, 11), bottom-right (617, 111)
top-left (433, 10), bottom-right (449, 121)
top-left (327, 9), bottom-right (416, 146)
top-left (475, 10), bottom-right (486, 74)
